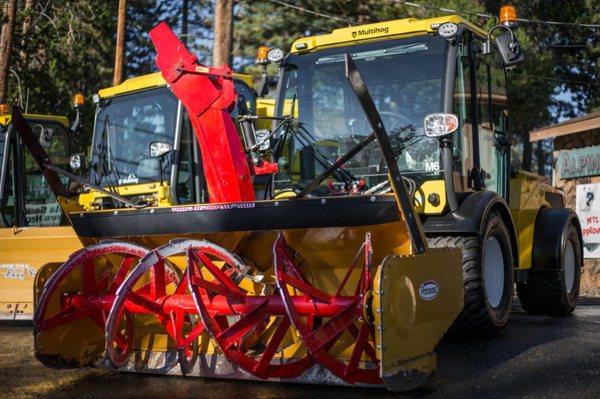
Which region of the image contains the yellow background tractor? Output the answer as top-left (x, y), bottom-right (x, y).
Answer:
top-left (0, 111), bottom-right (81, 320)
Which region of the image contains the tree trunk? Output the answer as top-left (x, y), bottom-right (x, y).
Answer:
top-left (0, 0), bottom-right (18, 102)
top-left (113, 0), bottom-right (126, 86)
top-left (212, 0), bottom-right (233, 66)
top-left (19, 0), bottom-right (34, 66)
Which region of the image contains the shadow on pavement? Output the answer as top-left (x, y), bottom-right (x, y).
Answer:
top-left (8, 297), bottom-right (599, 399)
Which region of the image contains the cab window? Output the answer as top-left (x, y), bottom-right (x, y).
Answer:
top-left (452, 37), bottom-right (474, 192)
top-left (475, 47), bottom-right (508, 194)
top-left (0, 131), bottom-right (16, 227)
top-left (22, 120), bottom-right (70, 227)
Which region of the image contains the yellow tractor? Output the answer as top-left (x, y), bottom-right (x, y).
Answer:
top-left (70, 71), bottom-right (261, 211)
top-left (14, 6), bottom-right (582, 392)
top-left (0, 103), bottom-right (82, 320)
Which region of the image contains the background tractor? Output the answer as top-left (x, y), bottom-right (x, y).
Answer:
top-left (13, 6), bottom-right (582, 392)
top-left (71, 71), bottom-right (264, 212)
top-left (0, 102), bottom-right (82, 320)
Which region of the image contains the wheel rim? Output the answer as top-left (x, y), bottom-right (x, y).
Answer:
top-left (564, 240), bottom-right (576, 294)
top-left (483, 236), bottom-right (505, 309)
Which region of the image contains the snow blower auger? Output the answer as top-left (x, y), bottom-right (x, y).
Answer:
top-left (13, 19), bottom-right (469, 392)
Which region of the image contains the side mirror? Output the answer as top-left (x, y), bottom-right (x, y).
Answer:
top-left (34, 124), bottom-right (54, 148)
top-left (483, 5), bottom-right (524, 68)
top-left (495, 32), bottom-right (524, 67)
top-left (149, 141), bottom-right (172, 158)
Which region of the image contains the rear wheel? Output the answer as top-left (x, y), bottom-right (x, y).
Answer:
top-left (429, 211), bottom-right (514, 337)
top-left (517, 223), bottom-right (581, 316)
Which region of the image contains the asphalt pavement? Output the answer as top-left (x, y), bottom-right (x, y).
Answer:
top-left (1, 298), bottom-right (599, 399)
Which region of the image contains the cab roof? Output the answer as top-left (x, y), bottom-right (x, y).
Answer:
top-left (98, 71), bottom-right (254, 99)
top-left (0, 113), bottom-right (69, 128)
top-left (290, 15), bottom-right (486, 54)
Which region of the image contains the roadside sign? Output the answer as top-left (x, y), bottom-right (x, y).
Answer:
top-left (576, 182), bottom-right (600, 258)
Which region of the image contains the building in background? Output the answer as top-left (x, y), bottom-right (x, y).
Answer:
top-left (530, 111), bottom-right (600, 295)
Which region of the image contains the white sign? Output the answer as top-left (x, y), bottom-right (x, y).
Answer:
top-left (576, 183), bottom-right (600, 258)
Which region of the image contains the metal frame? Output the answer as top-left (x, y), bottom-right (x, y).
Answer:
top-left (0, 125), bottom-right (14, 227)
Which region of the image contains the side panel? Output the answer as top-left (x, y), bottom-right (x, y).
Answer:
top-left (0, 225), bottom-right (82, 319)
top-left (374, 248), bottom-right (463, 391)
top-left (509, 172), bottom-right (561, 270)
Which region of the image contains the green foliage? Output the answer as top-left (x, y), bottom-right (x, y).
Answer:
top-left (4, 0), bottom-right (598, 172)
top-left (8, 0), bottom-right (118, 152)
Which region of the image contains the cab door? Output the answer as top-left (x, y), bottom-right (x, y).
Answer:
top-left (0, 119), bottom-right (82, 320)
top-left (473, 40), bottom-right (510, 199)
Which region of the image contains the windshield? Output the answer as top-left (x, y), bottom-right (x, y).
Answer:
top-left (90, 87), bottom-right (178, 187)
top-left (275, 35), bottom-right (447, 192)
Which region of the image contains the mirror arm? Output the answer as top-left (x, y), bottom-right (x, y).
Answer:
top-left (482, 25), bottom-right (515, 54)
top-left (70, 106), bottom-right (82, 135)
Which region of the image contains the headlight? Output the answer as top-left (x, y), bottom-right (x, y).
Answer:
top-left (69, 153), bottom-right (84, 170)
top-left (423, 113), bottom-right (459, 138)
top-left (267, 48), bottom-right (284, 63)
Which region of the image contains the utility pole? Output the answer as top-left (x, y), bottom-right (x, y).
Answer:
top-left (0, 0), bottom-right (18, 102)
top-left (113, 0), bottom-right (127, 86)
top-left (212, 0), bottom-right (233, 66)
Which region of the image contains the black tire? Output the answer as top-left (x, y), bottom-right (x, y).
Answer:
top-left (429, 211), bottom-right (514, 337)
top-left (517, 223), bottom-right (581, 316)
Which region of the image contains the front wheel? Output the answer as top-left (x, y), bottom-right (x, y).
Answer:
top-left (517, 223), bottom-right (582, 316)
top-left (429, 210), bottom-right (514, 337)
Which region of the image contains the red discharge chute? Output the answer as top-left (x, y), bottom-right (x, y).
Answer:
top-left (149, 21), bottom-right (255, 203)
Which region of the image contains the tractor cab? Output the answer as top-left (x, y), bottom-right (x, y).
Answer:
top-left (0, 109), bottom-right (73, 228)
top-left (270, 15), bottom-right (521, 214)
top-left (78, 72), bottom-right (257, 210)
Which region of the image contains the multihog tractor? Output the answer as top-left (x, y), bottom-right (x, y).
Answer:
top-left (13, 5), bottom-right (582, 392)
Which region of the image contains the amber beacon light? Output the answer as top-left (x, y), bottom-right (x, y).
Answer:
top-left (255, 45), bottom-right (270, 65)
top-left (499, 4), bottom-right (518, 27)
top-left (72, 93), bottom-right (85, 108)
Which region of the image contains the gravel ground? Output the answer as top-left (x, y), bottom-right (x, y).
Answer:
top-left (1, 299), bottom-right (599, 399)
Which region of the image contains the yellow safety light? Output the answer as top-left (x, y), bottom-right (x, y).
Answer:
top-left (499, 4), bottom-right (518, 27)
top-left (256, 45), bottom-right (270, 65)
top-left (72, 93), bottom-right (85, 108)
top-left (0, 103), bottom-right (9, 115)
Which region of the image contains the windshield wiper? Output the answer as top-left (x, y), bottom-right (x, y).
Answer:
top-left (94, 115), bottom-right (122, 189)
top-left (316, 43), bottom-right (428, 64)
